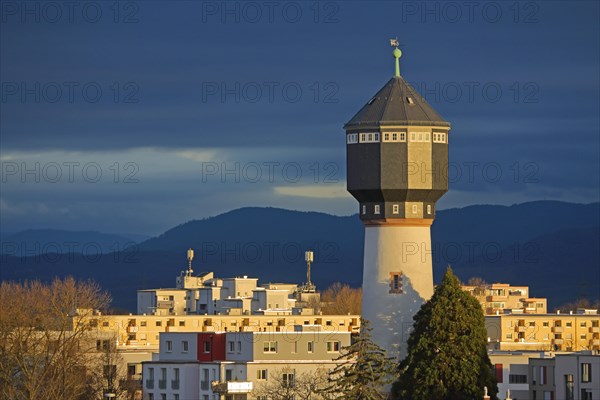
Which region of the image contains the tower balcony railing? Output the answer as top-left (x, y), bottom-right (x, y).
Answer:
top-left (145, 379), bottom-right (154, 389)
top-left (171, 380), bottom-right (180, 390)
top-left (158, 379), bottom-right (166, 389)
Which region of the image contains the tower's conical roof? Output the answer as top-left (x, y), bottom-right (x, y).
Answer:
top-left (344, 76), bottom-right (450, 129)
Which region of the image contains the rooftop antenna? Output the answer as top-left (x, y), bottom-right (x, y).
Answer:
top-left (305, 250), bottom-right (314, 288)
top-left (390, 37), bottom-right (402, 77)
top-left (187, 248), bottom-right (194, 276)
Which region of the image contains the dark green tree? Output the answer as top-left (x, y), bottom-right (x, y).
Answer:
top-left (323, 318), bottom-right (397, 399)
top-left (391, 267), bottom-right (498, 400)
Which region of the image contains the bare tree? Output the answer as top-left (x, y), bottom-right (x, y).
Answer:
top-left (0, 277), bottom-right (111, 400)
top-left (466, 277), bottom-right (489, 296)
top-left (320, 283), bottom-right (362, 315)
top-left (253, 366), bottom-right (331, 400)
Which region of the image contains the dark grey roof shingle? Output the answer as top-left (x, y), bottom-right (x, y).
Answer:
top-left (344, 76), bottom-right (450, 129)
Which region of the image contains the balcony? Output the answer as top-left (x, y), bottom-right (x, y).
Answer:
top-left (590, 327), bottom-right (600, 333)
top-left (145, 380), bottom-right (154, 389)
top-left (158, 379), bottom-right (167, 389)
top-left (553, 339), bottom-right (564, 345)
top-left (157, 300), bottom-right (174, 309)
top-left (200, 381), bottom-right (209, 391)
top-left (171, 380), bottom-right (180, 390)
top-left (127, 326), bottom-right (138, 333)
top-left (552, 326), bottom-right (563, 333)
top-left (517, 326), bottom-right (527, 332)
top-left (592, 339), bottom-right (600, 346)
top-left (211, 381), bottom-right (253, 394)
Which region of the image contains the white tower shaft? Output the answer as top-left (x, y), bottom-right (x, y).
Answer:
top-left (362, 221), bottom-right (434, 359)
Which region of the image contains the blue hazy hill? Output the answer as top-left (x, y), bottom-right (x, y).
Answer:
top-left (0, 201), bottom-right (598, 311)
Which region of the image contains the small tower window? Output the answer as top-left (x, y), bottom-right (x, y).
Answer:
top-left (392, 204), bottom-right (399, 215)
top-left (374, 205), bottom-right (380, 214)
top-left (384, 133), bottom-right (390, 141)
top-left (427, 205), bottom-right (432, 214)
top-left (399, 132), bottom-right (406, 142)
top-left (425, 133), bottom-right (430, 141)
top-left (392, 133), bottom-right (397, 141)
top-left (389, 272), bottom-right (403, 294)
top-left (410, 133), bottom-right (416, 142)
top-left (360, 133), bottom-right (367, 142)
top-left (374, 133), bottom-right (379, 141)
top-left (412, 205), bottom-right (418, 214)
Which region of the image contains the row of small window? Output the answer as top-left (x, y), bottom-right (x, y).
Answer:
top-left (346, 131), bottom-right (447, 144)
top-left (263, 340), bottom-right (340, 353)
top-left (165, 339), bottom-right (188, 352)
top-left (506, 333), bottom-right (591, 340)
top-left (362, 204), bottom-right (432, 215)
top-left (147, 394), bottom-right (179, 400)
top-left (510, 321), bottom-right (596, 328)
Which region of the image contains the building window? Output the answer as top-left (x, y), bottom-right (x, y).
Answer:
top-left (225, 369), bottom-right (233, 381)
top-left (308, 341), bottom-right (314, 353)
top-left (179, 320), bottom-right (185, 327)
top-left (392, 204), bottom-right (399, 214)
top-left (509, 374), bottom-right (527, 384)
top-left (263, 341), bottom-right (277, 353)
top-left (566, 322), bottom-right (572, 327)
top-left (257, 369), bottom-right (268, 380)
top-left (203, 341), bottom-right (211, 353)
top-left (237, 341), bottom-right (241, 353)
top-left (182, 341), bottom-right (188, 352)
top-left (565, 374), bottom-right (574, 400)
top-left (374, 205), bottom-right (380, 214)
top-left (326, 341), bottom-right (340, 352)
top-left (228, 341), bottom-right (235, 353)
top-left (156, 321), bottom-right (162, 327)
top-left (346, 133), bottom-right (358, 144)
top-left (427, 205), bottom-right (432, 214)
top-left (282, 372), bottom-right (295, 388)
top-left (412, 204), bottom-right (418, 214)
top-left (410, 132), bottom-right (416, 142)
top-left (581, 363), bottom-right (591, 382)
top-left (543, 321), bottom-right (549, 327)
top-left (389, 272), bottom-right (402, 294)
top-left (540, 366), bottom-right (547, 385)
top-left (362, 205), bottom-right (366, 215)
top-left (165, 340), bottom-right (172, 352)
top-left (391, 133), bottom-right (397, 141)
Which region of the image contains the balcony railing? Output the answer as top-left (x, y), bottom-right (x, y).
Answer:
top-left (552, 326), bottom-right (563, 333)
top-left (590, 327), bottom-right (600, 333)
top-left (553, 339), bottom-right (564, 345)
top-left (211, 381), bottom-right (253, 394)
top-left (171, 380), bottom-right (180, 390)
top-left (158, 379), bottom-right (167, 389)
top-left (200, 381), bottom-right (209, 391)
top-left (145, 379), bottom-right (154, 389)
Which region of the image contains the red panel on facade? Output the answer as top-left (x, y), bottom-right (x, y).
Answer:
top-left (495, 364), bottom-right (503, 383)
top-left (196, 332), bottom-right (226, 362)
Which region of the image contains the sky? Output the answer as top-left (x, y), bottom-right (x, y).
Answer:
top-left (1, 0), bottom-right (599, 236)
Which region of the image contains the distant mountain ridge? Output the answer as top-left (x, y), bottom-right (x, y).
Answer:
top-left (0, 229), bottom-right (150, 255)
top-left (0, 201), bottom-right (598, 311)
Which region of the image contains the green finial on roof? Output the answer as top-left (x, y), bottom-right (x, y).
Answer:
top-left (390, 38), bottom-right (401, 77)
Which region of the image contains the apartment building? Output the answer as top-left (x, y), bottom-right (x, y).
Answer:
top-left (142, 326), bottom-right (351, 400)
top-left (486, 310), bottom-right (600, 352)
top-left (529, 352), bottom-right (599, 400)
top-left (463, 283), bottom-right (548, 315)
